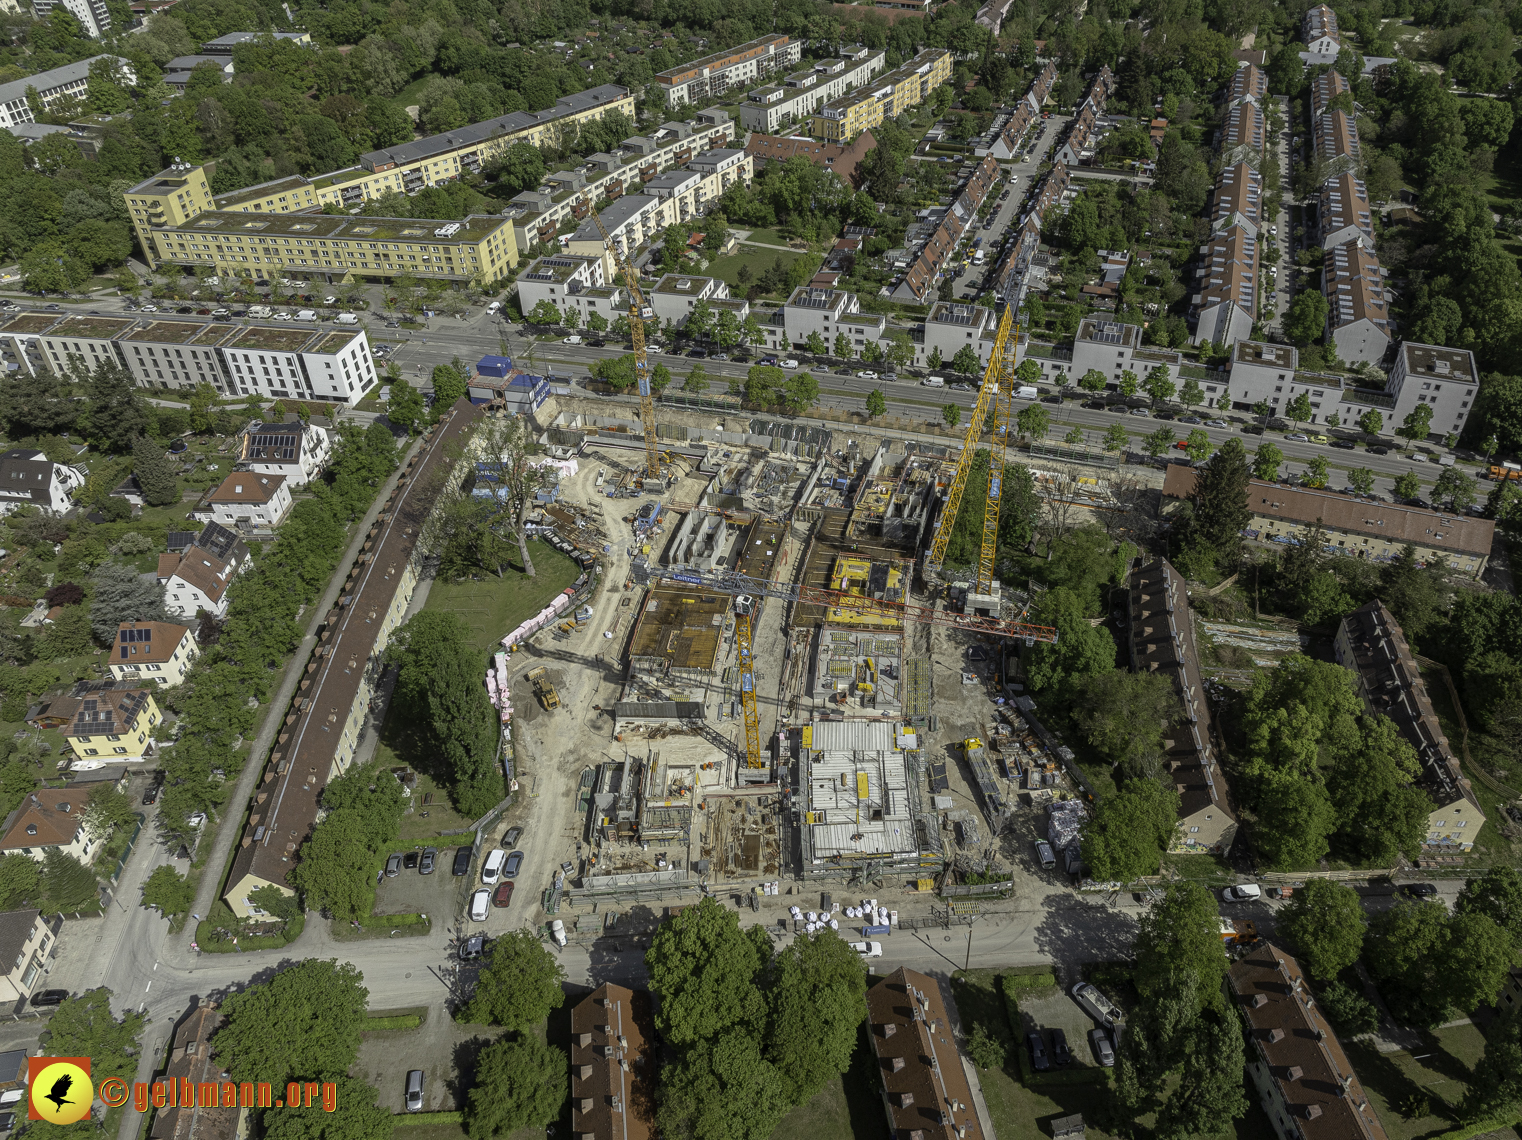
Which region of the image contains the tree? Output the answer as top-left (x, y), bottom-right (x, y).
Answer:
top-left (833, 331), bottom-right (852, 359)
top-left (1179, 378), bottom-right (1204, 409)
top-left (263, 1076), bottom-right (392, 1140)
top-left (686, 299), bottom-right (715, 342)
top-left (1143, 365), bottom-right (1176, 406)
top-left (459, 929), bottom-right (567, 1028)
top-left (80, 362), bottom-right (150, 454)
top-left (952, 345), bottom-right (980, 376)
top-left (1133, 882), bottom-right (1229, 1012)
top-left (865, 388), bottom-right (886, 418)
top-left (494, 141), bottom-right (546, 195)
top-left (466, 1035), bottom-right (567, 1139)
top-left (386, 378), bottom-right (424, 433)
top-left (586, 311), bottom-right (608, 334)
top-left (1349, 467), bottom-right (1376, 496)
top-left (1277, 880), bottom-right (1367, 980)
top-left (133, 436), bottom-right (180, 507)
top-left (1460, 1007), bottom-right (1522, 1123)
top-left (1103, 423), bottom-right (1129, 452)
top-left (0, 370), bottom-right (79, 438)
top-left (1080, 779), bottom-right (1178, 882)
top-left (1284, 393), bottom-right (1313, 429)
top-left (1118, 370), bottom-right (1140, 397)
top-left (526, 300), bottom-right (560, 326)
top-left (387, 612), bottom-right (502, 816)
top-left (1024, 588), bottom-right (1116, 692)
top-left (1456, 865), bottom-right (1522, 949)
top-left (1181, 438), bottom-right (1251, 566)
top-left (782, 372), bottom-right (818, 414)
top-left (216, 959), bottom-right (368, 1084)
top-left (1360, 409), bottom-right (1384, 436)
top-left (861, 340), bottom-right (883, 364)
top-left (1283, 290), bottom-right (1329, 345)
top-left (456, 416), bottom-right (551, 578)
top-left (290, 810), bottom-right (381, 922)
top-left (1252, 442), bottom-right (1284, 481)
top-left (1143, 425), bottom-right (1175, 458)
top-left (247, 884), bottom-right (303, 922)
top-left (645, 897), bottom-right (770, 1049)
top-left (1398, 403), bottom-right (1434, 450)
top-left (1254, 778), bottom-right (1336, 869)
top-left (1379, 544), bottom-right (1444, 639)
top-left (1014, 404), bottom-right (1049, 440)
top-left (658, 1032), bottom-right (790, 1140)
top-left (1434, 467), bottom-right (1478, 511)
top-left (1393, 471), bottom-right (1422, 502)
top-left (1064, 426), bottom-right (1085, 445)
top-left (1184, 429), bottom-right (1212, 464)
top-left (431, 363), bottom-right (467, 409)
top-left (683, 365), bottom-right (710, 393)
top-left (1152, 1008), bottom-right (1248, 1140)
top-left (766, 934), bottom-right (867, 1104)
top-left (41, 989), bottom-right (145, 1093)
top-left (82, 783), bottom-right (134, 841)
top-left (90, 561), bottom-right (167, 643)
top-left (651, 363), bottom-right (673, 395)
top-left (942, 404), bottom-right (960, 428)
top-left (805, 331), bottom-right (827, 356)
top-left (928, 347), bottom-right (944, 370)
top-left (1304, 454), bottom-right (1330, 489)
top-left (0, 853), bottom-right (39, 911)
top-left (141, 865), bottom-right (194, 919)
top-left (41, 847), bottom-right (101, 913)
top-left (1078, 368), bottom-right (1108, 394)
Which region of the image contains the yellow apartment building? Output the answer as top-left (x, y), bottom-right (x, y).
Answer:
top-left (811, 49), bottom-right (951, 142)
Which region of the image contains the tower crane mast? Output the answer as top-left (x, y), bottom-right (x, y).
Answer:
top-left (589, 211), bottom-right (661, 481)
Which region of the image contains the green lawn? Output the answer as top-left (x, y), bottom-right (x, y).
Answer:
top-left (421, 543), bottom-right (584, 656)
top-left (1418, 660), bottom-right (1519, 868)
top-left (704, 247), bottom-right (817, 299)
top-left (741, 227), bottom-right (806, 248)
top-left (1343, 1024), bottom-right (1512, 1140)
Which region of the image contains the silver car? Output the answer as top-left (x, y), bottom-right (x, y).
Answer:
top-left (404, 1071), bottom-right (423, 1112)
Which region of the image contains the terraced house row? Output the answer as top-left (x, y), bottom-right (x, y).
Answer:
top-left (1053, 65), bottom-right (1114, 166)
top-left (989, 61), bottom-right (1057, 159)
top-left (810, 49), bottom-right (952, 143)
top-left (891, 155), bottom-right (1001, 304)
top-left (0, 311), bottom-right (376, 403)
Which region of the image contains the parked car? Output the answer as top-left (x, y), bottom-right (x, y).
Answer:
top-left (492, 881), bottom-right (514, 907)
top-left (384, 853), bottom-right (402, 877)
top-left (550, 918), bottom-right (566, 946)
top-left (686, 348), bottom-right (707, 358)
top-left (504, 850), bottom-right (524, 878)
top-left (1222, 884), bottom-right (1262, 903)
top-left (402, 851), bottom-right (419, 870)
top-left (1204, 419), bottom-right (1230, 428)
top-left (1368, 445), bottom-right (1390, 455)
top-left (1308, 433), bottom-right (1330, 444)
top-left (1128, 408), bottom-right (1150, 417)
top-left (452, 846), bottom-right (471, 876)
top-left (469, 888), bottom-right (490, 922)
top-left (848, 941), bottom-right (884, 958)
top-left (1401, 882), bottom-right (1439, 899)
top-left (563, 335), bottom-right (583, 345)
top-left (1178, 415), bottom-right (1202, 424)
top-left (1330, 439), bottom-right (1356, 450)
top-left (857, 370), bottom-right (880, 380)
top-left (1285, 432), bottom-right (1309, 442)
top-left (482, 849), bottom-right (506, 884)
top-left (1242, 424), bottom-right (1266, 435)
top-left (1089, 1029), bottom-right (1115, 1067)
top-left (1027, 1032), bottom-right (1051, 1072)
top-left (502, 826), bottom-right (523, 847)
top-left (419, 847), bottom-right (436, 875)
top-left (458, 934), bottom-right (485, 960)
top-left (1051, 1028), bottom-right (1071, 1065)
top-left (405, 1071), bottom-right (424, 1113)
top-left (141, 780), bottom-right (161, 806)
top-left (780, 358), bottom-right (800, 369)
top-left (759, 356), bottom-right (778, 366)
top-left (30, 989), bottom-right (68, 1008)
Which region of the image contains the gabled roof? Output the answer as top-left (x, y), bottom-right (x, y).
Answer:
top-left (0, 785), bottom-right (95, 850)
top-left (207, 472), bottom-right (285, 504)
top-left (570, 984), bottom-right (655, 1140)
top-left (115, 621), bottom-right (194, 666)
top-left (865, 968), bottom-right (984, 1140)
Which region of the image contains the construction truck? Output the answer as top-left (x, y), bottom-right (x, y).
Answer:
top-left (1218, 917), bottom-right (1259, 947)
top-left (964, 738), bottom-right (987, 765)
top-left (525, 666), bottom-right (560, 710)
top-left (1489, 461), bottom-right (1521, 481)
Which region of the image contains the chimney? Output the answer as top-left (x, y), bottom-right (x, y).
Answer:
top-left (890, 1057), bottom-right (906, 1072)
top-left (1287, 1066), bottom-right (1303, 1081)
top-left (1251, 994), bottom-right (1268, 1008)
top-left (879, 1023), bottom-right (897, 1037)
top-left (1304, 1105), bottom-right (1322, 1120)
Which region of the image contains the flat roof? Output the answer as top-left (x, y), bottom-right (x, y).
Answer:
top-left (124, 320), bottom-right (206, 344)
top-left (164, 211), bottom-right (507, 243)
top-left (1401, 341), bottom-right (1476, 381)
top-left (627, 585), bottom-right (729, 672)
top-left (225, 326), bottom-right (319, 353)
top-left (312, 331), bottom-right (359, 354)
top-left (1234, 340), bottom-right (1297, 368)
top-left (191, 323), bottom-right (239, 345)
top-left (213, 175), bottom-right (310, 208)
top-left (0, 313), bottom-right (61, 335)
top-left (44, 315), bottom-right (135, 339)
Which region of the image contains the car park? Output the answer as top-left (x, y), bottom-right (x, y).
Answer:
top-left (504, 850), bottom-right (524, 878)
top-left (402, 851), bottom-right (419, 870)
top-left (385, 853), bottom-right (402, 877)
top-left (1089, 1029), bottom-right (1115, 1067)
top-left (1222, 884), bottom-right (1262, 903)
top-left (469, 888), bottom-right (490, 921)
top-left (492, 881), bottom-right (514, 907)
top-left (1027, 1032), bottom-right (1051, 1072)
top-left (452, 847), bottom-right (471, 875)
top-left (419, 847), bottom-right (436, 874)
top-left (482, 849), bottom-right (506, 883)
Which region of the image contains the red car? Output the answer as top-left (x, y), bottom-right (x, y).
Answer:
top-left (1174, 440), bottom-right (1190, 450)
top-left (492, 881), bottom-right (513, 908)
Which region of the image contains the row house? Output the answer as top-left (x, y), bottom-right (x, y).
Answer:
top-left (1313, 103), bottom-right (1361, 176)
top-left (891, 155), bottom-right (1000, 303)
top-left (1323, 241), bottom-right (1391, 364)
top-left (739, 49), bottom-right (886, 134)
top-left (1319, 173), bottom-right (1374, 249)
top-left (1212, 163), bottom-right (1264, 237)
top-left (990, 161), bottom-right (1071, 309)
top-left (1192, 222), bottom-right (1259, 346)
top-left (989, 61), bottom-right (1058, 159)
top-left (810, 49), bottom-right (952, 143)
top-left (1055, 102), bottom-right (1099, 165)
top-left (1220, 100), bottom-right (1266, 167)
top-left (1227, 62), bottom-right (1267, 106)
top-left (655, 34), bottom-right (802, 107)
top-left (1303, 3), bottom-right (1343, 61)
top-left (1310, 68), bottom-right (1350, 119)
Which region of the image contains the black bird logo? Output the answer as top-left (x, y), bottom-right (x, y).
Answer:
top-left (43, 1074), bottom-right (75, 1114)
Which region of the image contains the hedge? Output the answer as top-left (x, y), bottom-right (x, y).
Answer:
top-left (196, 915), bottom-right (304, 953)
top-left (1431, 1117), bottom-right (1522, 1140)
top-left (360, 912), bottom-right (430, 928)
top-left (394, 1112), bottom-right (462, 1126)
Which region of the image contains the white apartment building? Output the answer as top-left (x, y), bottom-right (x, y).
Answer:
top-left (0, 448), bottom-right (84, 516)
top-left (237, 419), bottom-right (332, 488)
top-left (31, 0), bottom-right (110, 37)
top-left (756, 287), bottom-right (887, 356)
top-left (921, 302), bottom-right (998, 370)
top-left (563, 152), bottom-right (753, 264)
top-left (648, 274), bottom-right (732, 328)
top-left (0, 55), bottom-right (134, 126)
top-left (514, 254), bottom-right (628, 328)
top-left (654, 34), bottom-right (803, 108)
top-left (1387, 342), bottom-right (1478, 440)
top-left (739, 50), bottom-right (886, 134)
top-left (1064, 318), bottom-right (1183, 390)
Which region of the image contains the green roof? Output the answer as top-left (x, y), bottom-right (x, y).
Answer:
top-left (124, 320), bottom-right (205, 344)
top-left (46, 315), bottom-right (135, 339)
top-left (226, 326), bottom-right (319, 352)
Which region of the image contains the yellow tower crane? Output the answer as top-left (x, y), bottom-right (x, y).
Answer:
top-left (589, 211), bottom-right (661, 481)
top-left (924, 304), bottom-right (1020, 595)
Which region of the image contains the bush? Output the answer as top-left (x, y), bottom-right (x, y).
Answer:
top-left (1318, 980), bottom-right (1380, 1035)
top-left (966, 1022), bottom-right (1006, 1070)
top-left (1397, 1091), bottom-right (1431, 1120)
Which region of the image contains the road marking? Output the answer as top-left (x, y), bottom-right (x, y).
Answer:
top-left (144, 982), bottom-right (151, 992)
top-left (152, 961), bottom-right (158, 971)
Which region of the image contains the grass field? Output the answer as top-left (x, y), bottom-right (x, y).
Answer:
top-left (1343, 1023), bottom-right (1508, 1140)
top-left (421, 543), bottom-right (583, 656)
top-left (704, 247), bottom-right (817, 300)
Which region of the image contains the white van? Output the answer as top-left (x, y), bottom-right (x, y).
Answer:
top-left (481, 848), bottom-right (506, 884)
top-left (922, 376), bottom-right (946, 388)
top-left (295, 309), bottom-right (318, 321)
top-left (486, 301), bottom-right (501, 315)
top-left (335, 312), bottom-right (359, 325)
top-left (1016, 384), bottom-right (1038, 400)
top-left (247, 305), bottom-right (272, 318)
top-left (973, 249), bottom-right (986, 265)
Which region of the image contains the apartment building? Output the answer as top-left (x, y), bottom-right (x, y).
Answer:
top-left (1212, 163), bottom-right (1263, 236)
top-left (223, 401), bottom-right (480, 918)
top-left (655, 34), bottom-right (801, 107)
top-left (1162, 467), bottom-right (1495, 577)
top-left (892, 155), bottom-right (1000, 303)
top-left (63, 687), bottom-right (161, 763)
top-left (0, 56), bottom-right (133, 127)
top-left (569, 985), bottom-right (655, 1140)
top-left (1335, 600), bottom-right (1486, 850)
top-left (1310, 69), bottom-right (1350, 119)
top-left (864, 968), bottom-right (984, 1140)
top-left (1228, 62), bottom-right (1267, 106)
top-left (515, 254), bottom-right (626, 326)
top-left (236, 419), bottom-right (331, 488)
top-left (740, 49), bottom-right (886, 133)
top-left (810, 49), bottom-right (952, 143)
top-left (1313, 106), bottom-right (1361, 174)
top-left (1303, 3), bottom-right (1343, 61)
top-left (0, 911), bottom-right (61, 1004)
top-left (1323, 241), bottom-right (1391, 364)
top-left (1192, 223), bottom-right (1259, 346)
top-left (163, 55), bottom-right (235, 89)
top-left (0, 783), bottom-right (106, 863)
top-left (648, 273), bottom-right (736, 328)
top-left (561, 154), bottom-right (752, 263)
top-left (505, 113), bottom-right (734, 249)
top-left (1229, 945), bottom-right (1390, 1140)
top-left (1128, 558), bottom-right (1237, 852)
top-left (756, 286), bottom-right (887, 356)
top-left (1387, 342), bottom-right (1478, 440)
top-left (1319, 173), bottom-right (1374, 248)
top-left (31, 0), bottom-right (110, 37)
top-left (921, 302), bottom-right (999, 369)
top-left (1061, 317), bottom-right (1182, 389)
top-left (0, 447), bottom-right (84, 516)
top-left (200, 30), bottom-right (311, 51)
top-left (123, 86), bottom-right (632, 241)
top-left (744, 131), bottom-right (877, 187)
top-left (159, 522), bottom-right (252, 620)
top-left (109, 620), bottom-right (199, 686)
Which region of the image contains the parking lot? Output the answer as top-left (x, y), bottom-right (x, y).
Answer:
top-left (1016, 978), bottom-right (1110, 1073)
top-left (373, 844), bottom-right (476, 920)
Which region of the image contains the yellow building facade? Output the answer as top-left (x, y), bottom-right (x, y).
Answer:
top-left (66, 688), bottom-right (161, 762)
top-left (811, 49), bottom-right (952, 143)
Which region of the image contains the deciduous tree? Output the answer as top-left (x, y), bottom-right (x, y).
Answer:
top-left (1080, 778), bottom-right (1178, 882)
top-left (1277, 880), bottom-right (1367, 980)
top-left (141, 865), bottom-right (195, 919)
top-left (89, 561), bottom-right (167, 643)
top-left (466, 1035), bottom-right (567, 1139)
top-left (215, 959), bottom-right (368, 1083)
top-left (458, 929), bottom-right (566, 1028)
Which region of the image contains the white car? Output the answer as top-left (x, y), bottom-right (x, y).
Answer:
top-left (469, 888), bottom-right (490, 921)
top-left (273, 312), bottom-right (293, 321)
top-left (1285, 432), bottom-right (1309, 442)
top-left (780, 358), bottom-right (799, 369)
top-left (1222, 884), bottom-right (1262, 903)
top-left (322, 295), bottom-right (337, 305)
top-left (848, 941), bottom-right (883, 959)
top-left (140, 303), bottom-right (158, 313)
top-left (563, 335), bottom-right (583, 344)
top-left (481, 848), bottom-right (505, 884)
top-left (550, 918), bottom-right (566, 946)
top-left (1204, 419), bottom-right (1230, 429)
top-left (857, 370), bottom-right (880, 380)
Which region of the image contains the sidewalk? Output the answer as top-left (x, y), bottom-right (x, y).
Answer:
top-left (174, 431), bottom-right (428, 965)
